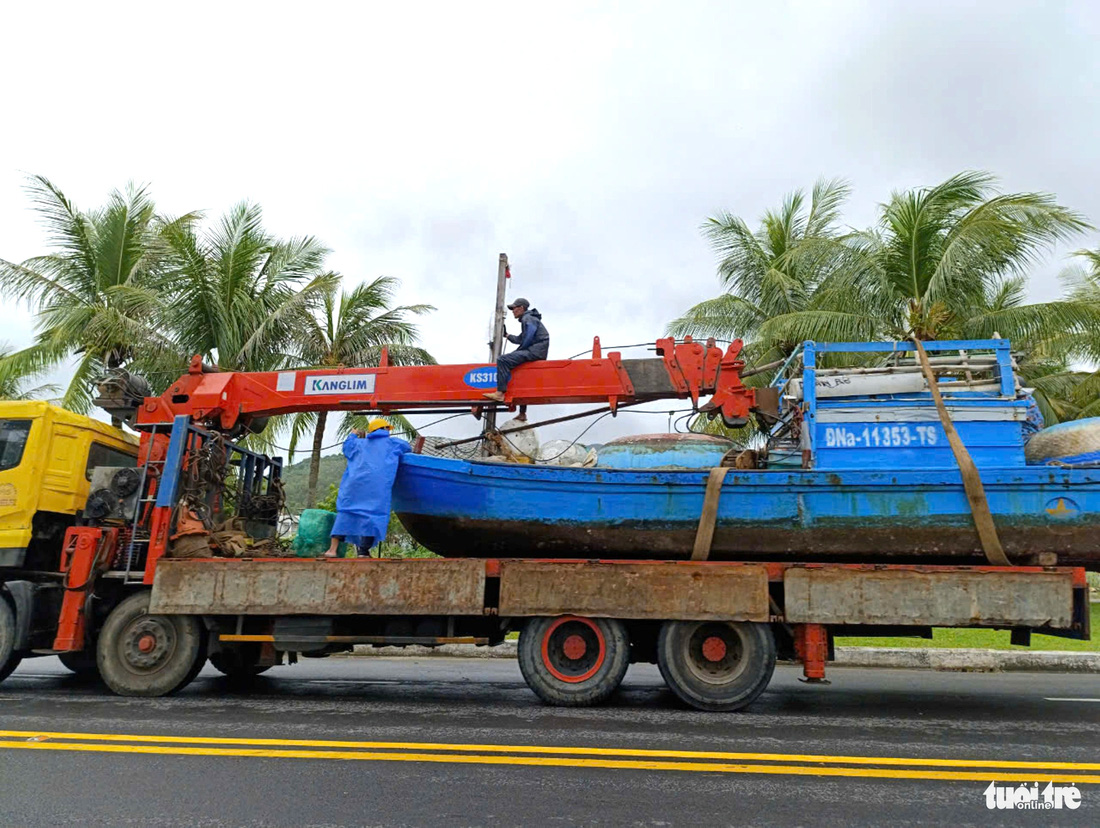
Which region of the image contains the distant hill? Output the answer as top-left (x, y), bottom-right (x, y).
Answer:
top-left (280, 453), bottom-right (346, 512)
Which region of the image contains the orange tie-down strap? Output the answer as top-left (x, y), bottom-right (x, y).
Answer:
top-left (691, 467), bottom-right (731, 561)
top-left (911, 338), bottom-right (1011, 567)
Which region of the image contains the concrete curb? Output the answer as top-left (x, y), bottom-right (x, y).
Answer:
top-left (347, 643), bottom-right (518, 659)
top-left (833, 646), bottom-right (1100, 673)
top-left (343, 642), bottom-right (1100, 672)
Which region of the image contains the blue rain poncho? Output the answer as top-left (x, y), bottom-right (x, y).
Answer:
top-left (331, 429), bottom-right (412, 549)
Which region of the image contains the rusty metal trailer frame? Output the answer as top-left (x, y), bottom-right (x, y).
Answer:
top-left (149, 556), bottom-right (1091, 683)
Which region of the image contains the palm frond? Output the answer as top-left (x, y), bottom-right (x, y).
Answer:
top-left (757, 309), bottom-right (882, 345)
top-left (23, 175), bottom-right (98, 277)
top-left (962, 300), bottom-right (1100, 345)
top-left (282, 411), bottom-right (319, 463)
top-left (0, 257), bottom-right (88, 307)
top-left (804, 178), bottom-right (851, 238)
top-left (235, 271), bottom-right (340, 367)
top-left (61, 352), bottom-right (103, 414)
top-left (666, 294), bottom-right (766, 341)
top-left (926, 191), bottom-right (1089, 305)
top-left (94, 182), bottom-right (157, 291)
top-left (702, 212), bottom-right (770, 298)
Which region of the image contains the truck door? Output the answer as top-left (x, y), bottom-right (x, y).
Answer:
top-left (0, 419), bottom-right (36, 567)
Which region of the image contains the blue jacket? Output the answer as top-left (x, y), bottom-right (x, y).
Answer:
top-left (332, 430), bottom-right (411, 547)
top-left (506, 308), bottom-right (550, 358)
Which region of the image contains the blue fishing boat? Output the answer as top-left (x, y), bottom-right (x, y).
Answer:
top-left (392, 340), bottom-right (1100, 568)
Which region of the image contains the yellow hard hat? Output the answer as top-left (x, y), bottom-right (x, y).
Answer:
top-left (367, 418), bottom-right (392, 433)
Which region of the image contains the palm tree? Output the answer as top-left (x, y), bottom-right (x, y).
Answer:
top-left (158, 201), bottom-right (337, 375)
top-left (284, 276), bottom-right (435, 507)
top-left (1022, 247), bottom-right (1100, 423)
top-left (667, 180), bottom-right (851, 443)
top-left (758, 172), bottom-right (1092, 345)
top-left (0, 345), bottom-right (58, 400)
top-left (0, 176), bottom-right (189, 412)
top-left (668, 179), bottom-right (851, 363)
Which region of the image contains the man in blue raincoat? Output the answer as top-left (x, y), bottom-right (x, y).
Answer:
top-left (325, 419), bottom-right (411, 557)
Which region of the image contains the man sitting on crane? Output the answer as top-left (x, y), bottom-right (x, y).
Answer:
top-left (482, 298), bottom-right (550, 404)
top-left (325, 419), bottom-right (411, 558)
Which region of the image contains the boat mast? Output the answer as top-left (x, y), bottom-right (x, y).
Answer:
top-left (485, 252), bottom-right (509, 434)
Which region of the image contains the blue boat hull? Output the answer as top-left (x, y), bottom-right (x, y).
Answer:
top-left (392, 454), bottom-right (1100, 567)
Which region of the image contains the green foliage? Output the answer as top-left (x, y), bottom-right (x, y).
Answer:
top-left (158, 202), bottom-right (336, 375)
top-left (836, 604), bottom-right (1100, 652)
top-left (0, 344), bottom-right (58, 401)
top-left (669, 178), bottom-right (851, 359)
top-left (281, 454), bottom-right (347, 512)
top-left (316, 482), bottom-right (339, 513)
top-left (756, 172), bottom-right (1092, 345)
top-left (673, 172), bottom-right (1100, 431)
top-left (281, 275), bottom-right (435, 507)
top-left (0, 176), bottom-right (194, 412)
top-left (311, 483), bottom-right (434, 558)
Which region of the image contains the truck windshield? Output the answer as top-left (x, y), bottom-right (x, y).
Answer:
top-left (0, 420), bottom-right (32, 472)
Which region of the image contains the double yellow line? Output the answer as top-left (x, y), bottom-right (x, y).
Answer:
top-left (0, 729), bottom-right (1097, 783)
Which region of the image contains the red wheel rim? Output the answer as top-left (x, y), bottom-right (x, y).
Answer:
top-left (541, 616), bottom-right (606, 683)
top-left (562, 634), bottom-right (587, 660)
top-left (701, 635), bottom-right (727, 663)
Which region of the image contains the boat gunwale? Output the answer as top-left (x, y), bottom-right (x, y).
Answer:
top-left (398, 452), bottom-right (1100, 488)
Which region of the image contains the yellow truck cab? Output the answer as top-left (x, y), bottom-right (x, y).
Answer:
top-left (0, 401), bottom-right (137, 571)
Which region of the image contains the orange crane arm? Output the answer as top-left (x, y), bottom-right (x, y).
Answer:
top-left (137, 337), bottom-right (757, 431)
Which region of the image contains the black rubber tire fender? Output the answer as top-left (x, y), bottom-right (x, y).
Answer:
top-left (176, 630), bottom-right (209, 692)
top-left (96, 591), bottom-right (205, 697)
top-left (209, 646), bottom-right (271, 679)
top-left (58, 648), bottom-right (100, 679)
top-left (517, 615), bottom-right (630, 707)
top-left (0, 598), bottom-right (20, 683)
top-left (656, 620), bottom-right (776, 712)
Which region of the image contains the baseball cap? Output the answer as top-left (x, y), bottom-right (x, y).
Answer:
top-left (507, 298), bottom-right (530, 310)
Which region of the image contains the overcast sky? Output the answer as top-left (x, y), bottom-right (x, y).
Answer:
top-left (2, 1), bottom-right (1098, 450)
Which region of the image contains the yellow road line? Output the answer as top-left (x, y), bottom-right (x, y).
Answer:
top-left (0, 732), bottom-right (1097, 780)
top-left (0, 740), bottom-right (1097, 783)
top-left (0, 729), bottom-right (1095, 771)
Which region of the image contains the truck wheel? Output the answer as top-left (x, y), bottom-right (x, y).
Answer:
top-left (0, 599), bottom-right (21, 683)
top-left (96, 591), bottom-right (205, 697)
top-left (518, 616), bottom-right (630, 707)
top-left (209, 646), bottom-right (271, 680)
top-left (59, 649), bottom-right (100, 679)
top-left (656, 620), bottom-right (776, 712)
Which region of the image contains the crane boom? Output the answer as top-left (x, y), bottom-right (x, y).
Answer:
top-left (137, 337), bottom-right (757, 431)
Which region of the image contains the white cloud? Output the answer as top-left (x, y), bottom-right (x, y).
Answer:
top-left (1, 0), bottom-right (1097, 448)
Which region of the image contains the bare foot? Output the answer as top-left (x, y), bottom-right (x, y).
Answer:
top-left (482, 391), bottom-right (505, 402)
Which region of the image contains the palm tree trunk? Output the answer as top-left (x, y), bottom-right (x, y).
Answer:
top-left (306, 410), bottom-right (328, 509)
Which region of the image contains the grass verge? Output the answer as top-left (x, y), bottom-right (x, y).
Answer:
top-left (835, 604), bottom-right (1099, 652)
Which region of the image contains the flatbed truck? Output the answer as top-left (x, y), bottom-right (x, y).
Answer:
top-left (0, 350), bottom-right (1091, 711)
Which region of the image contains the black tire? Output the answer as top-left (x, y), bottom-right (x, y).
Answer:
top-left (518, 616), bottom-right (630, 707)
top-left (0, 599), bottom-right (21, 683)
top-left (209, 646), bottom-right (271, 680)
top-left (656, 620), bottom-right (776, 712)
top-left (177, 631), bottom-right (209, 691)
top-left (96, 591), bottom-right (205, 697)
top-left (58, 648), bottom-right (100, 679)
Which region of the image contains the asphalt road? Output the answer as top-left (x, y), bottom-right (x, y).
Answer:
top-left (0, 656), bottom-right (1097, 827)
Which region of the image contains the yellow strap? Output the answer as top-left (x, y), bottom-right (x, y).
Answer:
top-left (911, 338), bottom-right (1011, 567)
top-left (692, 467), bottom-right (730, 561)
